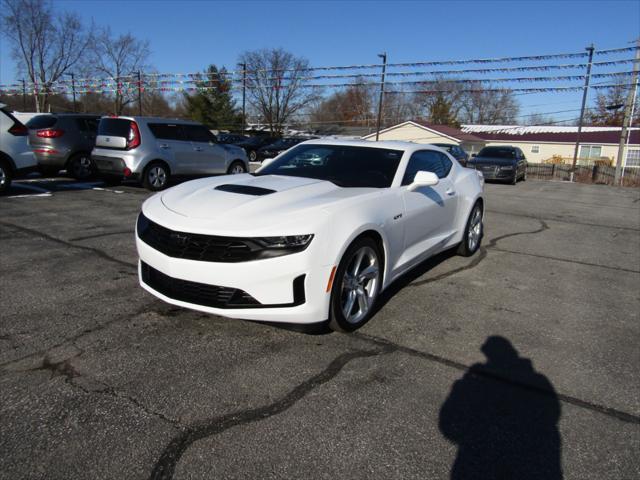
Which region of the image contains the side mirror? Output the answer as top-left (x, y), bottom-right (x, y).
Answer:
top-left (408, 171), bottom-right (439, 191)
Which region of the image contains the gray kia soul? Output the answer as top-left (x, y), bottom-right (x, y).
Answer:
top-left (92, 117), bottom-right (249, 191)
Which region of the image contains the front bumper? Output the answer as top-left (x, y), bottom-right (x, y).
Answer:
top-left (136, 234), bottom-right (332, 324)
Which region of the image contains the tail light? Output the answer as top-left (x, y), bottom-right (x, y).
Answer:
top-left (126, 121), bottom-right (141, 150)
top-left (8, 123), bottom-right (28, 136)
top-left (36, 128), bottom-right (65, 138)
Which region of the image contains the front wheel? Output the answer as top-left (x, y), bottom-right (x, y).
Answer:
top-left (227, 161), bottom-right (247, 174)
top-left (0, 160), bottom-right (13, 194)
top-left (457, 202), bottom-right (483, 257)
top-left (329, 237), bottom-right (382, 332)
top-left (142, 162), bottom-right (170, 191)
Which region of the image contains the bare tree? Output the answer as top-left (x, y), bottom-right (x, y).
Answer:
top-left (310, 79), bottom-right (376, 127)
top-left (588, 84), bottom-right (639, 126)
top-left (412, 78), bottom-right (466, 126)
top-left (90, 27), bottom-right (151, 115)
top-left (459, 82), bottom-right (520, 124)
top-left (238, 48), bottom-right (319, 133)
top-left (2, 0), bottom-right (91, 111)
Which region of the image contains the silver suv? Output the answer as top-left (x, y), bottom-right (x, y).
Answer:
top-left (0, 103), bottom-right (38, 194)
top-left (91, 116), bottom-right (249, 191)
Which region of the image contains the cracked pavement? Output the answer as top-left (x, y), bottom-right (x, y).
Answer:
top-left (1, 178), bottom-right (639, 479)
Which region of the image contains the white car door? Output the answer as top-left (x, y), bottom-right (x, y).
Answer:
top-left (183, 124), bottom-right (226, 174)
top-left (400, 150), bottom-right (459, 265)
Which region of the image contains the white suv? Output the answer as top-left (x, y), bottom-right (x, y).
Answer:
top-left (92, 117), bottom-right (249, 191)
top-left (0, 104), bottom-right (38, 193)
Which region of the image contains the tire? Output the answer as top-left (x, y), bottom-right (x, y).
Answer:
top-left (457, 201), bottom-right (483, 257)
top-left (227, 161), bottom-right (247, 174)
top-left (329, 236), bottom-right (382, 332)
top-left (510, 172), bottom-right (518, 185)
top-left (142, 161), bottom-right (170, 191)
top-left (0, 159), bottom-right (13, 194)
top-left (522, 169), bottom-right (527, 181)
top-left (248, 150), bottom-right (257, 162)
top-left (67, 153), bottom-right (94, 180)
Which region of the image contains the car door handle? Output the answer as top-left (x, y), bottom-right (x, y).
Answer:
top-left (159, 143), bottom-right (170, 149)
top-left (446, 188), bottom-right (456, 196)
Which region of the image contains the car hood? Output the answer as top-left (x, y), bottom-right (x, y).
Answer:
top-left (471, 157), bottom-right (516, 166)
top-left (159, 174), bottom-right (375, 227)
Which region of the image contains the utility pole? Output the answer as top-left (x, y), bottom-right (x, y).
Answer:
top-left (614, 38), bottom-right (640, 185)
top-left (571, 44), bottom-right (595, 181)
top-left (67, 72), bottom-right (77, 113)
top-left (21, 79), bottom-right (26, 111)
top-left (137, 71), bottom-right (143, 116)
top-left (375, 52), bottom-right (387, 141)
top-left (239, 63), bottom-right (247, 134)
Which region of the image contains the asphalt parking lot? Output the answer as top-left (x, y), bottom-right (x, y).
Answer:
top-left (1, 177), bottom-right (639, 480)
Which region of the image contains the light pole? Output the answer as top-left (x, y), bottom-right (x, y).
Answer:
top-left (238, 63), bottom-right (247, 134)
top-left (65, 72), bottom-right (77, 112)
top-left (570, 44), bottom-right (594, 181)
top-left (375, 52), bottom-right (387, 141)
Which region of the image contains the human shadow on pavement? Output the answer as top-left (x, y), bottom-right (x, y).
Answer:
top-left (439, 336), bottom-right (563, 480)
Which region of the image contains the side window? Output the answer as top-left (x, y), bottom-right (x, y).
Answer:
top-left (402, 150), bottom-right (446, 185)
top-left (185, 125), bottom-right (215, 143)
top-left (148, 123), bottom-right (186, 141)
top-left (85, 118), bottom-right (99, 133)
top-left (437, 152), bottom-right (453, 177)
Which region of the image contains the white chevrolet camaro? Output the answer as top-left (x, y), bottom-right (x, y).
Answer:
top-left (136, 140), bottom-right (484, 331)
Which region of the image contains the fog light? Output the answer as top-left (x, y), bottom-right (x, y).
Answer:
top-left (123, 167), bottom-right (132, 177)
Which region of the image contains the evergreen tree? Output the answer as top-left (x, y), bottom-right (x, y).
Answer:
top-left (183, 65), bottom-right (242, 129)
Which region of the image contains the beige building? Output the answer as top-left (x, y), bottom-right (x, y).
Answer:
top-left (363, 121), bottom-right (640, 167)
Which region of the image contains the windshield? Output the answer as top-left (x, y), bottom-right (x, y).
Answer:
top-left (255, 144), bottom-right (403, 188)
top-left (477, 147), bottom-right (516, 159)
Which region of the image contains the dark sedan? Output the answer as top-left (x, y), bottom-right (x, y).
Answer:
top-left (430, 143), bottom-right (470, 166)
top-left (467, 146), bottom-right (528, 184)
top-left (256, 137), bottom-right (312, 161)
top-left (235, 136), bottom-right (279, 162)
top-left (217, 133), bottom-right (247, 144)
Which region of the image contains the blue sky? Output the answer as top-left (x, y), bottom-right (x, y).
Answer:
top-left (1, 0), bottom-right (639, 119)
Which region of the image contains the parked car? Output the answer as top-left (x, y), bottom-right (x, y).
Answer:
top-left (217, 133), bottom-right (248, 144)
top-left (256, 137), bottom-right (312, 161)
top-left (430, 143), bottom-right (469, 166)
top-left (136, 140), bottom-right (485, 331)
top-left (0, 103), bottom-right (37, 194)
top-left (91, 117), bottom-right (249, 191)
top-left (467, 146), bottom-right (528, 184)
top-left (235, 135), bottom-right (279, 162)
top-left (26, 113), bottom-right (100, 179)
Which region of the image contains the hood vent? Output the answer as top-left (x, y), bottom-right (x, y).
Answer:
top-left (215, 184), bottom-right (276, 196)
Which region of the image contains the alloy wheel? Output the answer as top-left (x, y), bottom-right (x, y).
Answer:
top-left (73, 156), bottom-right (92, 179)
top-left (148, 166), bottom-right (167, 188)
top-left (467, 206), bottom-right (483, 252)
top-left (0, 165), bottom-right (6, 188)
top-left (230, 164), bottom-right (245, 174)
top-left (340, 246), bottom-right (380, 324)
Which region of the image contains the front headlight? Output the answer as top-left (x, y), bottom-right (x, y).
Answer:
top-left (255, 235), bottom-right (314, 249)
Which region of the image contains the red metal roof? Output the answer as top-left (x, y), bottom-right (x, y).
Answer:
top-left (411, 121), bottom-right (486, 142)
top-left (470, 129), bottom-right (640, 145)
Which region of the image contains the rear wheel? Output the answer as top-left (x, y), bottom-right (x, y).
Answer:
top-left (67, 153), bottom-right (94, 180)
top-left (457, 202), bottom-right (483, 257)
top-left (329, 237), bottom-right (382, 332)
top-left (248, 150), bottom-right (257, 162)
top-left (227, 161), bottom-right (247, 174)
top-left (0, 159), bottom-right (13, 194)
top-left (142, 162), bottom-right (170, 191)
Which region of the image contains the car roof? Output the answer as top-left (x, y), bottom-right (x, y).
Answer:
top-left (101, 116), bottom-right (201, 125)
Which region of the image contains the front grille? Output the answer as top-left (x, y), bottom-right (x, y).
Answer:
top-left (138, 215), bottom-right (257, 262)
top-left (141, 262), bottom-right (305, 309)
top-left (136, 214), bottom-right (310, 263)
